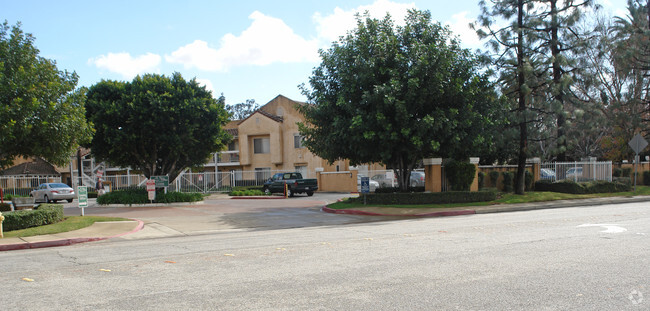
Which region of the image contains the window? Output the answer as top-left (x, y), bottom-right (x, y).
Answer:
top-left (253, 137), bottom-right (270, 154)
top-left (294, 134), bottom-right (304, 148)
top-left (227, 140), bottom-right (238, 151)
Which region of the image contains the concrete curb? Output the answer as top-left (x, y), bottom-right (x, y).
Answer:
top-left (231, 196), bottom-right (286, 200)
top-left (0, 219), bottom-right (145, 251)
top-left (322, 206), bottom-right (476, 217)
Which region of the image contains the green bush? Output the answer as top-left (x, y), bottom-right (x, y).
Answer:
top-left (534, 180), bottom-right (631, 194)
top-left (374, 186), bottom-right (425, 193)
top-left (622, 167), bottom-right (632, 177)
top-left (613, 168), bottom-right (622, 177)
top-left (478, 172), bottom-right (485, 190)
top-left (1, 204), bottom-right (64, 231)
top-left (525, 170), bottom-right (534, 191)
top-left (445, 160), bottom-right (476, 191)
top-left (488, 171), bottom-right (500, 187)
top-left (0, 202), bottom-right (12, 212)
top-left (97, 187), bottom-right (203, 205)
top-left (351, 191), bottom-right (497, 205)
top-left (502, 171), bottom-right (514, 192)
top-left (229, 189), bottom-right (265, 196)
top-left (644, 171), bottom-right (650, 186)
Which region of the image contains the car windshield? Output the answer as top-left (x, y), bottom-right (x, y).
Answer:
top-left (50, 183), bottom-right (70, 188)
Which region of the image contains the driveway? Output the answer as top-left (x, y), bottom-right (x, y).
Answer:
top-left (61, 193), bottom-right (405, 239)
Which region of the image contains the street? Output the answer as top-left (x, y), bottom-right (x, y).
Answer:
top-left (1, 201), bottom-right (648, 310)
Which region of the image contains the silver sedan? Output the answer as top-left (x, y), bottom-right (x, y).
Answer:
top-left (30, 183), bottom-right (76, 203)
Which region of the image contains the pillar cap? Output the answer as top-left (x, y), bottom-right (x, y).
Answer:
top-left (315, 167), bottom-right (324, 172)
top-left (423, 158), bottom-right (443, 165)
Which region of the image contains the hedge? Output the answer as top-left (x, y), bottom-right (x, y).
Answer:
top-left (0, 202), bottom-right (12, 212)
top-left (230, 190), bottom-right (266, 196)
top-left (375, 186), bottom-right (425, 193)
top-left (1, 204), bottom-right (64, 231)
top-left (97, 187), bottom-right (204, 205)
top-left (534, 180), bottom-right (632, 194)
top-left (351, 191), bottom-right (497, 205)
top-left (502, 171), bottom-right (514, 192)
top-left (644, 171), bottom-right (650, 186)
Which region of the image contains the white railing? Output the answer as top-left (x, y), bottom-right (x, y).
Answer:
top-left (0, 176), bottom-right (61, 197)
top-left (540, 161), bottom-right (612, 182)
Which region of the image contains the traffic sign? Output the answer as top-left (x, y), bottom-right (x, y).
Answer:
top-left (78, 186), bottom-right (88, 212)
top-left (360, 177), bottom-right (370, 194)
top-left (146, 179), bottom-right (156, 200)
top-left (151, 175), bottom-right (169, 187)
top-left (629, 134), bottom-right (648, 154)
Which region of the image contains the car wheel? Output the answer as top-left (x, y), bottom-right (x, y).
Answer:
top-left (307, 191), bottom-right (314, 196)
top-left (410, 181), bottom-right (417, 188)
top-left (67, 199), bottom-right (73, 203)
top-left (264, 187), bottom-right (271, 195)
top-left (44, 195), bottom-right (50, 203)
top-left (287, 188), bottom-right (294, 197)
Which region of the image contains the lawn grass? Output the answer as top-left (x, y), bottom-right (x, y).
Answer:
top-left (328, 186), bottom-right (650, 210)
top-left (2, 216), bottom-right (131, 238)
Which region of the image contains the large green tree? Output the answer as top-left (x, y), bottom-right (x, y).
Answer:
top-left (299, 10), bottom-right (503, 191)
top-left (85, 73), bottom-right (230, 181)
top-left (227, 99), bottom-right (259, 120)
top-left (0, 21), bottom-right (92, 168)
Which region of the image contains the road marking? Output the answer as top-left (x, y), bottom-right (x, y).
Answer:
top-left (577, 224), bottom-right (627, 233)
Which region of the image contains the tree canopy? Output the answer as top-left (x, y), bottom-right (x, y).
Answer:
top-left (299, 10), bottom-right (504, 191)
top-left (85, 73), bottom-right (230, 181)
top-left (227, 99), bottom-right (260, 120)
top-left (0, 21), bottom-right (93, 168)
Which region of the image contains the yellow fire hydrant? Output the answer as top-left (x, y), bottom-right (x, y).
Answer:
top-left (0, 211), bottom-right (4, 238)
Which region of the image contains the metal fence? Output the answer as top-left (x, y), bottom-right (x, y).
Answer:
top-left (540, 161), bottom-right (612, 182)
top-left (0, 176), bottom-right (61, 197)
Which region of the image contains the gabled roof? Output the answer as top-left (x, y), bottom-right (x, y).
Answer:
top-left (0, 158), bottom-right (60, 176)
top-left (240, 108), bottom-right (284, 124)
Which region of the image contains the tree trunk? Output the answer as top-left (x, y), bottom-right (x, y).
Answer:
top-left (551, 0), bottom-right (567, 162)
top-left (515, 0), bottom-right (527, 195)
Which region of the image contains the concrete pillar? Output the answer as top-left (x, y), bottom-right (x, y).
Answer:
top-left (423, 158), bottom-right (443, 192)
top-left (470, 157), bottom-right (480, 192)
top-left (315, 167), bottom-right (324, 192)
top-left (528, 157), bottom-right (541, 182)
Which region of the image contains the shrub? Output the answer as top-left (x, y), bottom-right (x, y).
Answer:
top-left (351, 191), bottom-right (497, 205)
top-left (445, 160), bottom-right (476, 191)
top-left (622, 167), bottom-right (632, 177)
top-left (478, 172), bottom-right (485, 190)
top-left (97, 187), bottom-right (203, 204)
top-left (1, 204), bottom-right (64, 231)
top-left (534, 180), bottom-right (631, 194)
top-left (0, 203), bottom-right (12, 212)
top-left (502, 171), bottom-right (514, 192)
top-left (613, 168), bottom-right (622, 177)
top-left (644, 171), bottom-right (650, 186)
top-left (488, 171), bottom-right (500, 188)
top-left (374, 186), bottom-right (425, 193)
top-left (525, 170), bottom-right (534, 191)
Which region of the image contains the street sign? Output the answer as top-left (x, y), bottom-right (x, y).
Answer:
top-left (146, 179), bottom-right (156, 201)
top-left (78, 186), bottom-right (88, 208)
top-left (151, 175), bottom-right (169, 187)
top-left (360, 177), bottom-right (370, 194)
top-left (628, 134), bottom-right (648, 154)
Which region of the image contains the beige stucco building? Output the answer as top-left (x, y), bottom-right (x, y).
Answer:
top-left (215, 95), bottom-right (384, 179)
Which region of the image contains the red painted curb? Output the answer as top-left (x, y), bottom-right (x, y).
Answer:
top-left (0, 219), bottom-right (145, 251)
top-left (321, 206), bottom-right (476, 217)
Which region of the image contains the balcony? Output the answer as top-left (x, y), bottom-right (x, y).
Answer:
top-left (216, 151), bottom-right (240, 167)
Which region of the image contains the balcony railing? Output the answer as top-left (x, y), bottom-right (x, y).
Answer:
top-left (216, 151), bottom-right (240, 166)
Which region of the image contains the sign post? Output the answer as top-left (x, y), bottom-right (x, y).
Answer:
top-left (360, 176), bottom-right (370, 205)
top-left (77, 186), bottom-right (88, 216)
top-left (628, 134), bottom-right (648, 191)
top-left (146, 179), bottom-right (156, 202)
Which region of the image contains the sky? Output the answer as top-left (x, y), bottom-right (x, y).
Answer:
top-left (4, 0), bottom-right (630, 107)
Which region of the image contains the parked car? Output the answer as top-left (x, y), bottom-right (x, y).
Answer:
top-left (30, 183), bottom-right (76, 203)
top-left (540, 169), bottom-right (556, 180)
top-left (357, 174), bottom-right (379, 192)
top-left (263, 172), bottom-right (318, 197)
top-left (371, 171), bottom-right (425, 188)
top-left (565, 167), bottom-right (583, 179)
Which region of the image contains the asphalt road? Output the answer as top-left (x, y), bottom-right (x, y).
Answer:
top-left (1, 201), bottom-right (648, 310)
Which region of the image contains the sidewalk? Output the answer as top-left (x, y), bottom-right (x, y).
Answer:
top-left (1, 195), bottom-right (649, 251)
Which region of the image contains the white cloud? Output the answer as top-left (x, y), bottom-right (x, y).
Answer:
top-left (165, 11), bottom-right (320, 72)
top-left (195, 78), bottom-right (217, 97)
top-left (89, 52), bottom-right (161, 79)
top-left (445, 11), bottom-right (480, 50)
top-left (312, 0), bottom-right (416, 44)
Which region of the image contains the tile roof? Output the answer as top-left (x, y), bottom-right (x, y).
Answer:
top-left (0, 158), bottom-right (60, 176)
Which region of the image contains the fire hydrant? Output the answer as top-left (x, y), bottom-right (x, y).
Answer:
top-left (0, 211), bottom-right (4, 238)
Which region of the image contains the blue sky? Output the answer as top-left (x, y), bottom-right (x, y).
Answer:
top-left (4, 0), bottom-right (628, 107)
